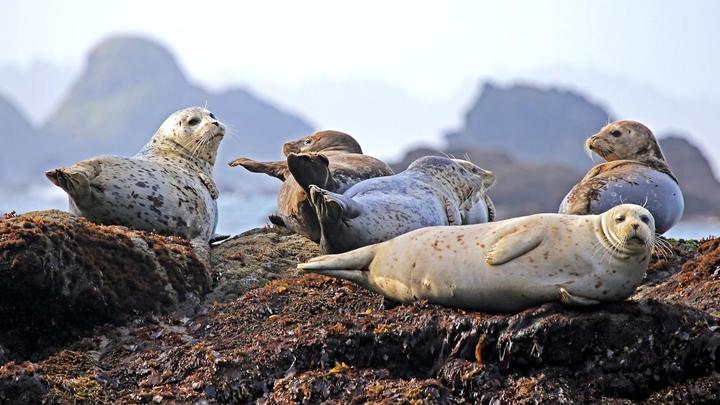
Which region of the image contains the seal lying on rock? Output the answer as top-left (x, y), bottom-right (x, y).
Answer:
top-left (308, 156), bottom-right (496, 254)
top-left (559, 120), bottom-right (683, 234)
top-left (46, 107), bottom-right (224, 250)
top-left (300, 204), bottom-right (655, 313)
top-left (229, 130), bottom-right (393, 241)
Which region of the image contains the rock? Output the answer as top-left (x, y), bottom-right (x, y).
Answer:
top-left (634, 238), bottom-right (720, 317)
top-left (207, 226), bottom-right (319, 303)
top-left (0, 210), bottom-right (210, 358)
top-left (1, 227), bottom-right (719, 403)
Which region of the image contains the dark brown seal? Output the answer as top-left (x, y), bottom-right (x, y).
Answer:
top-left (229, 130), bottom-right (393, 241)
top-left (559, 120), bottom-right (684, 234)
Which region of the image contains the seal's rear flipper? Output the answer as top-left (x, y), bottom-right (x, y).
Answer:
top-left (269, 214), bottom-right (286, 227)
top-left (45, 165), bottom-right (94, 200)
top-left (287, 153), bottom-right (336, 192)
top-left (309, 185), bottom-right (362, 220)
top-left (298, 244), bottom-right (377, 285)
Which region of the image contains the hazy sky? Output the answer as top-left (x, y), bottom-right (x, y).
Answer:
top-left (2, 1), bottom-right (719, 170)
top-left (4, 0), bottom-right (719, 100)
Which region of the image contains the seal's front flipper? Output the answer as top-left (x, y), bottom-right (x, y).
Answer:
top-left (287, 153), bottom-right (337, 192)
top-left (486, 227), bottom-right (544, 266)
top-left (229, 157), bottom-right (287, 181)
top-left (558, 288), bottom-right (601, 306)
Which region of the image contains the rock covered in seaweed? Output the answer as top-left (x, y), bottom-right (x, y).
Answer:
top-left (0, 210), bottom-right (210, 358)
top-left (0, 220), bottom-right (719, 403)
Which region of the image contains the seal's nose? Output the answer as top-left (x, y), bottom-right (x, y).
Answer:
top-left (632, 223), bottom-right (640, 230)
top-left (212, 121), bottom-right (220, 127)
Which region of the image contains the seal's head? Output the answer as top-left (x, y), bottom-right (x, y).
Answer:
top-left (598, 204), bottom-right (655, 257)
top-left (586, 120), bottom-right (665, 163)
top-left (283, 130), bottom-right (362, 156)
top-left (452, 159), bottom-right (496, 191)
top-left (151, 107), bottom-right (225, 165)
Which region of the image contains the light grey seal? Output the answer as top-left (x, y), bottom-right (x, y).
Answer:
top-left (308, 156), bottom-right (496, 254)
top-left (300, 204), bottom-right (656, 313)
top-left (559, 120), bottom-right (683, 234)
top-left (46, 107), bottom-right (224, 249)
top-left (229, 130), bottom-right (393, 241)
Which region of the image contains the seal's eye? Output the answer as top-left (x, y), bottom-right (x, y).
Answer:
top-left (303, 139), bottom-right (312, 145)
top-left (209, 113), bottom-right (215, 119)
top-left (610, 129), bottom-right (622, 138)
top-left (640, 215), bottom-right (650, 224)
top-left (188, 117), bottom-right (200, 126)
top-left (615, 215), bottom-right (626, 223)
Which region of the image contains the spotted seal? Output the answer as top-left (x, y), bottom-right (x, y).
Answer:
top-left (229, 130), bottom-right (393, 241)
top-left (308, 156), bottom-right (496, 254)
top-left (300, 204), bottom-right (656, 313)
top-left (559, 120), bottom-right (684, 234)
top-left (46, 107), bottom-right (224, 251)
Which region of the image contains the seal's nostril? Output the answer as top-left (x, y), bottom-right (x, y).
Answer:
top-left (212, 121), bottom-right (219, 127)
top-left (632, 223), bottom-right (639, 230)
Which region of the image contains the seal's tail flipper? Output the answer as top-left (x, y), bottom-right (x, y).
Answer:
top-left (298, 244), bottom-right (377, 285)
top-left (309, 185), bottom-right (362, 221)
top-left (287, 153), bottom-right (336, 192)
top-left (45, 164), bottom-right (95, 200)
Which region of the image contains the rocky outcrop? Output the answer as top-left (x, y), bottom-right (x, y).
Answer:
top-left (0, 210), bottom-right (210, 358)
top-left (1, 216), bottom-right (719, 403)
top-left (446, 82), bottom-right (611, 169)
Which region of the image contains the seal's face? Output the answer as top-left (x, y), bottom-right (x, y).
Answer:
top-left (157, 107), bottom-right (225, 165)
top-left (283, 130), bottom-right (362, 156)
top-left (601, 204), bottom-right (655, 254)
top-left (452, 159), bottom-right (496, 191)
top-left (586, 120), bottom-right (662, 162)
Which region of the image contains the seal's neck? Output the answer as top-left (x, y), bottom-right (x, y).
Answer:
top-left (139, 137), bottom-right (215, 174)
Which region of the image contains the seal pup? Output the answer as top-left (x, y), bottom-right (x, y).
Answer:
top-left (46, 107), bottom-right (224, 253)
top-left (229, 130), bottom-right (393, 241)
top-left (308, 156), bottom-right (496, 254)
top-left (300, 204), bottom-right (656, 313)
top-left (559, 120), bottom-right (683, 234)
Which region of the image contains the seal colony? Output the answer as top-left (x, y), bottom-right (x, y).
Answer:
top-left (559, 120), bottom-right (684, 234)
top-left (230, 130), bottom-right (393, 241)
top-left (40, 108), bottom-right (681, 315)
top-left (300, 204), bottom-right (656, 313)
top-left (309, 156), bottom-right (496, 253)
top-left (46, 107), bottom-right (224, 247)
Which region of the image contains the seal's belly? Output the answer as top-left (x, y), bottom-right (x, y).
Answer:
top-left (561, 167), bottom-right (684, 234)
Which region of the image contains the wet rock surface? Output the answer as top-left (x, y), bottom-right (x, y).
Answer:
top-left (0, 213), bottom-right (719, 403)
top-left (0, 210), bottom-right (210, 359)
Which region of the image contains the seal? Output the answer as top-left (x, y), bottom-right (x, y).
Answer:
top-left (300, 204), bottom-right (656, 313)
top-left (229, 130), bottom-right (393, 241)
top-left (559, 120), bottom-right (684, 234)
top-left (46, 106), bottom-right (224, 250)
top-left (308, 156), bottom-right (496, 254)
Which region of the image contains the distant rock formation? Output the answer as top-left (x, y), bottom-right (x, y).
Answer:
top-left (38, 36), bottom-right (314, 191)
top-left (661, 136), bottom-right (720, 219)
top-left (446, 82), bottom-right (612, 169)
